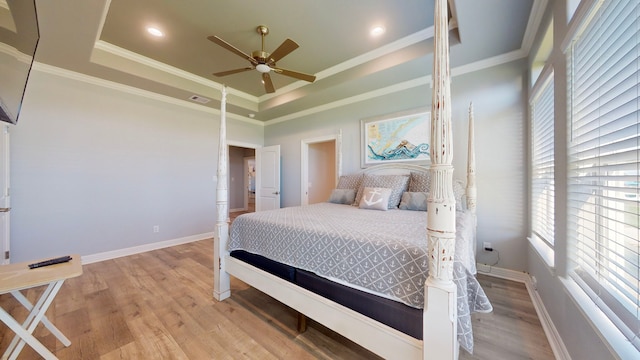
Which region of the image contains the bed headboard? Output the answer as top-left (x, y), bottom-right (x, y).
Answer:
top-left (355, 163), bottom-right (470, 211)
top-left (362, 163), bottom-right (427, 176)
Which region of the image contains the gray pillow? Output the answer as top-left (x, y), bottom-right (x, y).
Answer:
top-left (336, 174), bottom-right (363, 190)
top-left (399, 192), bottom-right (428, 211)
top-left (328, 189), bottom-right (356, 205)
top-left (408, 171), bottom-right (430, 192)
top-left (354, 174), bottom-right (410, 209)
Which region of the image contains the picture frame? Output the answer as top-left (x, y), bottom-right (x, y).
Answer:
top-left (361, 108), bottom-right (431, 167)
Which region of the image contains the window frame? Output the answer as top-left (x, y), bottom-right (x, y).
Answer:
top-left (561, 0), bottom-right (640, 356)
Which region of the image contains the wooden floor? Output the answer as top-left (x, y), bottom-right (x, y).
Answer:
top-left (0, 239), bottom-right (555, 359)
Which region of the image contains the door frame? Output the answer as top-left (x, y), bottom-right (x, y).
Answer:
top-left (300, 134), bottom-right (340, 206)
top-left (228, 141), bottom-right (260, 212)
top-left (0, 124), bottom-right (10, 264)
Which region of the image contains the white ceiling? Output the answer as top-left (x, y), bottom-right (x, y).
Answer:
top-left (29, 0), bottom-right (541, 123)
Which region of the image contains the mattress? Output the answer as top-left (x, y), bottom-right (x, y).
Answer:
top-left (228, 202), bottom-right (492, 353)
top-left (230, 250), bottom-right (423, 339)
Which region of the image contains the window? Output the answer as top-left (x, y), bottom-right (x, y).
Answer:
top-left (531, 68), bottom-right (555, 251)
top-left (567, 0), bottom-right (640, 351)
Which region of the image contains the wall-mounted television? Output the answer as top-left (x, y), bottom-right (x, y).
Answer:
top-left (0, 0), bottom-right (39, 124)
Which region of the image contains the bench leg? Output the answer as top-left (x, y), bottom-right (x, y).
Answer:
top-left (2, 280), bottom-right (66, 360)
top-left (0, 306), bottom-right (57, 360)
top-left (11, 288), bottom-right (71, 346)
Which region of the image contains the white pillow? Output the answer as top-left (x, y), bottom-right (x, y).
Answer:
top-left (358, 187), bottom-right (392, 211)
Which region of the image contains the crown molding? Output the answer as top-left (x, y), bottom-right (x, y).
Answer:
top-left (258, 26), bottom-right (437, 102)
top-left (264, 76), bottom-right (430, 126)
top-left (93, 40), bottom-right (258, 104)
top-left (32, 39), bottom-right (527, 130)
top-left (521, 0), bottom-right (549, 55)
top-left (264, 47), bottom-right (528, 126)
top-left (0, 42), bottom-right (32, 63)
top-left (31, 62), bottom-right (264, 126)
top-left (34, 42), bottom-right (527, 130)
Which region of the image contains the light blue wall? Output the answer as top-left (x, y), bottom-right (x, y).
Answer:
top-left (265, 59), bottom-right (529, 272)
top-left (10, 69), bottom-right (263, 262)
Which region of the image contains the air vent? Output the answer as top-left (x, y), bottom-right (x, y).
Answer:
top-left (188, 95), bottom-right (211, 104)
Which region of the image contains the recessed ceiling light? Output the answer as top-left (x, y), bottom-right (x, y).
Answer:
top-left (370, 26), bottom-right (385, 37)
top-left (146, 26), bottom-right (164, 37)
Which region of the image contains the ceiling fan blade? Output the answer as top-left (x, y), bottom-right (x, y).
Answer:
top-left (272, 67), bottom-right (316, 83)
top-left (262, 73), bottom-right (275, 93)
top-left (213, 67), bottom-right (253, 77)
top-left (267, 39), bottom-right (299, 64)
top-left (207, 35), bottom-right (258, 65)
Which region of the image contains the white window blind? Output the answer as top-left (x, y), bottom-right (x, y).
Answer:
top-left (531, 71), bottom-right (555, 248)
top-left (568, 0), bottom-right (640, 350)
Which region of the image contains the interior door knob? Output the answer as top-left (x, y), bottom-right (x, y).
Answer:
top-left (273, 191), bottom-right (280, 195)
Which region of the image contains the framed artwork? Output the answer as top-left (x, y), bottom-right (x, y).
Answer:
top-left (361, 109), bottom-right (431, 167)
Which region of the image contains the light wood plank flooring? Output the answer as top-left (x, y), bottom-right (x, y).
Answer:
top-left (0, 239), bottom-right (555, 359)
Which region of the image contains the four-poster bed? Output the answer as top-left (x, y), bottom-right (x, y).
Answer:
top-left (213, 1), bottom-right (491, 358)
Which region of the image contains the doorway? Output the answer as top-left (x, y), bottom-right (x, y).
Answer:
top-left (229, 145), bottom-right (256, 222)
top-left (301, 135), bottom-right (338, 205)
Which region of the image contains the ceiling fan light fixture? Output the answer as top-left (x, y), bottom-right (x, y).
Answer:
top-left (208, 25), bottom-right (315, 94)
top-left (256, 64), bottom-right (271, 73)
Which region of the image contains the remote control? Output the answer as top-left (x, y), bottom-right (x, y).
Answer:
top-left (28, 255), bottom-right (72, 269)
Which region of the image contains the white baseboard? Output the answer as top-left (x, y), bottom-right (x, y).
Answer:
top-left (477, 264), bottom-right (572, 360)
top-left (81, 232), bottom-right (214, 264)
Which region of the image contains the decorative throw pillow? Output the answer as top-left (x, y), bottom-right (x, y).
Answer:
top-left (399, 192), bottom-right (429, 211)
top-left (453, 179), bottom-right (466, 210)
top-left (358, 187), bottom-right (391, 211)
top-left (336, 174), bottom-right (363, 190)
top-left (408, 171), bottom-right (430, 193)
top-left (328, 189), bottom-right (356, 205)
top-left (354, 174), bottom-right (409, 208)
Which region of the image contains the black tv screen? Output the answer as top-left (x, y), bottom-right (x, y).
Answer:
top-left (0, 0), bottom-right (39, 124)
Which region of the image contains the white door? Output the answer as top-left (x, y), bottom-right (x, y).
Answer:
top-left (256, 145), bottom-right (280, 211)
top-left (0, 125), bottom-right (10, 264)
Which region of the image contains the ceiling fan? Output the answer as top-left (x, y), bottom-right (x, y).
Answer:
top-left (208, 25), bottom-right (316, 94)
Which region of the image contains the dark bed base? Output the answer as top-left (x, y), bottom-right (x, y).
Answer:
top-left (230, 250), bottom-right (423, 339)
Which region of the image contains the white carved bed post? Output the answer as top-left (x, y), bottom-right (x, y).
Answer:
top-left (424, 0), bottom-right (458, 358)
top-left (214, 85), bottom-right (231, 301)
top-left (466, 102), bottom-right (477, 213)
